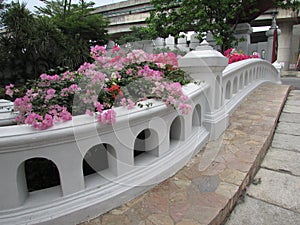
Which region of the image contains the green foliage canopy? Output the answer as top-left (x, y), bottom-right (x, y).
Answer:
top-left (147, 0), bottom-right (300, 51)
top-left (0, 0), bottom-right (109, 85)
top-left (148, 0), bottom-right (261, 51)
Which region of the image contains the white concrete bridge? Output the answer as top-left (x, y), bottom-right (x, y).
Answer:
top-left (0, 41), bottom-right (281, 225)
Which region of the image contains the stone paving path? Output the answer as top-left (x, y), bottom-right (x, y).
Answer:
top-left (225, 90), bottom-right (300, 225)
top-left (79, 83), bottom-right (290, 225)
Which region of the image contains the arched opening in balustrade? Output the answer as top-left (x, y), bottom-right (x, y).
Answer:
top-left (192, 104), bottom-right (202, 129)
top-left (259, 67), bottom-right (263, 78)
top-left (134, 129), bottom-right (159, 165)
top-left (253, 68), bottom-right (256, 80)
top-left (260, 67), bottom-right (263, 78)
top-left (249, 69), bottom-right (253, 82)
top-left (239, 74), bottom-right (244, 89)
top-left (245, 72), bottom-right (249, 85)
top-left (170, 116), bottom-right (184, 143)
top-left (214, 75), bottom-right (221, 109)
top-left (169, 115), bottom-right (185, 150)
top-left (233, 77), bottom-right (238, 94)
top-left (256, 67), bottom-right (259, 79)
top-left (17, 157), bottom-right (62, 202)
top-left (82, 143), bottom-right (117, 182)
top-left (225, 81), bottom-right (231, 99)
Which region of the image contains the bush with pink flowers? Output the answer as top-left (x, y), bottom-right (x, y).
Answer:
top-left (5, 46), bottom-right (192, 129)
top-left (224, 48), bottom-right (260, 64)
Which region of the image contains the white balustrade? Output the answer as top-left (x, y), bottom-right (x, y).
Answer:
top-left (222, 58), bottom-right (281, 114)
top-left (0, 42), bottom-right (281, 225)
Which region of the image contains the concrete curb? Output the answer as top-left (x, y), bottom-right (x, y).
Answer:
top-left (214, 85), bottom-right (292, 225)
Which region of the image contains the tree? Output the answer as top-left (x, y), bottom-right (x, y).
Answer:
top-left (0, 2), bottom-right (40, 83)
top-left (0, 2), bottom-right (70, 83)
top-left (275, 0), bottom-right (300, 11)
top-left (147, 0), bottom-right (300, 51)
top-left (36, 0), bottom-right (109, 68)
top-left (0, 1), bottom-right (109, 85)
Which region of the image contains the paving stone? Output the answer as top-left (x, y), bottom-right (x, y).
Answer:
top-left (261, 148), bottom-right (300, 176)
top-left (276, 122), bottom-right (300, 135)
top-left (197, 138), bottom-right (225, 172)
top-left (173, 177), bottom-right (192, 189)
top-left (80, 218), bottom-right (102, 225)
top-left (225, 196), bottom-right (300, 225)
top-left (215, 152), bottom-right (238, 164)
top-left (177, 219), bottom-right (203, 225)
top-left (289, 90), bottom-right (300, 96)
top-left (227, 159), bottom-right (252, 173)
top-left (288, 94), bottom-right (300, 101)
top-left (101, 214), bottom-right (130, 225)
top-left (111, 205), bottom-right (130, 215)
top-left (286, 99), bottom-right (300, 106)
top-left (247, 168), bottom-right (300, 213)
top-left (187, 186), bottom-right (228, 208)
top-left (170, 202), bottom-right (191, 223)
top-left (219, 169), bottom-right (246, 186)
top-left (169, 190), bottom-right (188, 203)
top-left (185, 205), bottom-right (219, 224)
top-left (193, 176), bottom-right (220, 193)
top-left (142, 191), bottom-right (169, 214)
top-left (235, 150), bottom-right (259, 163)
top-left (215, 182), bottom-right (239, 199)
top-left (146, 214), bottom-right (174, 225)
top-left (279, 112), bottom-right (300, 123)
top-left (282, 104), bottom-right (300, 114)
top-left (272, 133), bottom-right (300, 152)
top-left (201, 162), bottom-right (226, 176)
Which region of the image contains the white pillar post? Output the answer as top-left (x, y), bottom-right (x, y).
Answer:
top-left (277, 21), bottom-right (294, 71)
top-left (178, 41), bottom-right (229, 140)
top-left (266, 16), bottom-right (281, 63)
top-left (234, 23), bottom-right (253, 54)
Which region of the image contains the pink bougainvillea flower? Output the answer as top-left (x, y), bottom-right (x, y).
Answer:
top-left (224, 48), bottom-right (260, 64)
top-left (112, 45), bottom-right (121, 53)
top-left (7, 45), bottom-right (192, 129)
top-left (98, 109), bottom-right (116, 124)
top-left (5, 84), bottom-right (14, 97)
top-left (45, 88), bottom-right (56, 101)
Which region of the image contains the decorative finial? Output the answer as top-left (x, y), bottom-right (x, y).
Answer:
top-left (271, 13), bottom-right (278, 29)
top-left (196, 40), bottom-right (213, 51)
top-left (200, 40), bottom-right (210, 46)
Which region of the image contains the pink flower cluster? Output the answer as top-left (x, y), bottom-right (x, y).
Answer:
top-left (138, 65), bottom-right (163, 81)
top-left (153, 81), bottom-right (191, 114)
top-left (149, 52), bottom-right (180, 67)
top-left (91, 45), bottom-right (126, 71)
top-left (98, 109), bottom-right (116, 124)
top-left (5, 84), bottom-right (15, 97)
top-left (24, 113), bottom-right (53, 130)
top-left (6, 45), bottom-right (192, 129)
top-left (8, 72), bottom-right (80, 129)
top-left (24, 105), bottom-right (72, 130)
top-left (126, 49), bottom-right (150, 64)
top-left (120, 98), bottom-right (136, 109)
top-left (224, 48), bottom-right (260, 64)
top-left (90, 45), bottom-right (107, 57)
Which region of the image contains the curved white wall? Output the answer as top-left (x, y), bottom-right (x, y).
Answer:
top-left (0, 56), bottom-right (281, 224)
